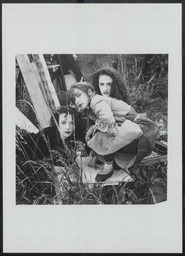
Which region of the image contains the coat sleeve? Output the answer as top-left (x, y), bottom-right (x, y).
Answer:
top-left (90, 95), bottom-right (118, 135)
top-left (125, 107), bottom-right (138, 121)
top-left (90, 95), bottom-right (115, 123)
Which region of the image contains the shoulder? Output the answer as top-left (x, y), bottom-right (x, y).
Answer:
top-left (24, 127), bottom-right (56, 143)
top-left (42, 126), bottom-right (59, 146)
top-left (90, 94), bottom-right (105, 108)
top-left (110, 97), bottom-right (131, 108)
top-left (43, 126), bottom-right (56, 136)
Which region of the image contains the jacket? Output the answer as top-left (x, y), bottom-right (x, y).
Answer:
top-left (88, 94), bottom-right (159, 165)
top-left (87, 94), bottom-right (143, 155)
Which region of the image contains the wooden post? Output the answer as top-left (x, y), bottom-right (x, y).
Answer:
top-left (30, 61), bottom-right (49, 106)
top-left (31, 54), bottom-right (60, 112)
top-left (16, 107), bottom-right (39, 133)
top-left (57, 55), bottom-right (67, 91)
top-left (16, 54), bottom-right (51, 129)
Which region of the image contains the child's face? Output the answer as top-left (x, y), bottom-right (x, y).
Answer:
top-left (73, 88), bottom-right (90, 112)
top-left (99, 75), bottom-right (113, 97)
top-left (58, 113), bottom-right (74, 140)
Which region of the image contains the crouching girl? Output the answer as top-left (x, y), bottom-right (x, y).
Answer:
top-left (69, 82), bottom-right (159, 182)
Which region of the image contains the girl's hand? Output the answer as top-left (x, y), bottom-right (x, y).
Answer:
top-left (94, 118), bottom-right (118, 136)
top-left (111, 125), bottom-right (119, 136)
top-left (85, 125), bottom-right (95, 142)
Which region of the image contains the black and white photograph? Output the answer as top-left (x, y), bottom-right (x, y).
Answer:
top-left (3, 3), bottom-right (182, 253)
top-left (16, 54), bottom-right (168, 205)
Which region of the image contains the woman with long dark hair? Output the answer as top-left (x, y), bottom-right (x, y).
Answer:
top-left (92, 67), bottom-right (128, 103)
top-left (90, 67), bottom-right (159, 179)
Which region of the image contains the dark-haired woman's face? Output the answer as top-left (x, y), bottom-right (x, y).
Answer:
top-left (98, 75), bottom-right (113, 97)
top-left (58, 113), bottom-right (74, 140)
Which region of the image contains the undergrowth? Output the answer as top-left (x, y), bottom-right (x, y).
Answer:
top-left (16, 127), bottom-right (167, 205)
top-left (16, 54), bottom-right (168, 205)
top-left (16, 128), bottom-right (104, 205)
top-left (100, 161), bottom-right (167, 204)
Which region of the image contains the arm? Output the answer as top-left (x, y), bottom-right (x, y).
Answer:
top-left (90, 95), bottom-right (115, 123)
top-left (125, 107), bottom-right (140, 121)
top-left (90, 96), bottom-right (118, 135)
top-left (85, 125), bottom-right (96, 142)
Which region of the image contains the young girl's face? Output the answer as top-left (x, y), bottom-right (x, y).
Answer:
top-left (58, 113), bottom-right (74, 140)
top-left (99, 75), bottom-right (113, 97)
top-left (73, 88), bottom-right (90, 112)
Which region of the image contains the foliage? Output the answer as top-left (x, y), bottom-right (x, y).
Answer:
top-left (100, 162), bottom-right (167, 204)
top-left (117, 54), bottom-right (168, 124)
top-left (16, 54), bottom-right (168, 205)
top-left (16, 129), bottom-right (103, 205)
top-left (77, 54), bottom-right (168, 129)
top-left (16, 126), bottom-right (167, 205)
top-left (16, 123), bottom-right (167, 205)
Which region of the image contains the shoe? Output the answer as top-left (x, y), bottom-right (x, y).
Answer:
top-left (95, 170), bottom-right (113, 182)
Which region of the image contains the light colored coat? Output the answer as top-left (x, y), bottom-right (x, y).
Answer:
top-left (88, 94), bottom-right (143, 155)
top-left (90, 94), bottom-right (135, 123)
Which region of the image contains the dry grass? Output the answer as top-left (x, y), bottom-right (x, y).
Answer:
top-left (16, 127), bottom-right (167, 205)
top-left (16, 54), bottom-right (168, 205)
top-left (16, 128), bottom-right (104, 205)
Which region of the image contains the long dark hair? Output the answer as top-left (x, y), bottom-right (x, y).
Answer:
top-left (92, 67), bottom-right (128, 103)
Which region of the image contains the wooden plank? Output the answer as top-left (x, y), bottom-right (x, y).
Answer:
top-left (30, 61), bottom-right (49, 106)
top-left (31, 54), bottom-right (60, 112)
top-left (16, 107), bottom-right (39, 133)
top-left (57, 55), bottom-right (67, 91)
top-left (16, 54), bottom-right (51, 129)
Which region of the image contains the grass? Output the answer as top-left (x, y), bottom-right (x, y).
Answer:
top-left (16, 54), bottom-right (168, 205)
top-left (99, 160), bottom-right (167, 204)
top-left (16, 128), bottom-right (104, 205)
top-left (16, 126), bottom-right (167, 205)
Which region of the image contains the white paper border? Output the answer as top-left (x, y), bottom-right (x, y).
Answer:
top-left (3, 3), bottom-right (182, 253)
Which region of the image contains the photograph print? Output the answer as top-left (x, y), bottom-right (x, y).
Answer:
top-left (16, 54), bottom-right (168, 205)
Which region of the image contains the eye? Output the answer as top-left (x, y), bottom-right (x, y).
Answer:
top-left (61, 121), bottom-right (67, 125)
top-left (75, 92), bottom-right (81, 97)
